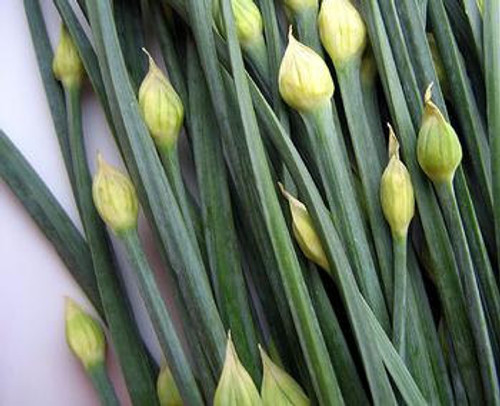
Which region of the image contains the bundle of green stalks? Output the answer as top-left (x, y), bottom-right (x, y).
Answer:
top-left (3, 0), bottom-right (500, 403)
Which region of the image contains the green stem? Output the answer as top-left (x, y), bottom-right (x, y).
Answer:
top-left (392, 235), bottom-right (408, 357)
top-left (87, 363), bottom-right (120, 406)
top-left (305, 103), bottom-right (390, 332)
top-left (484, 0), bottom-right (500, 274)
top-left (292, 5), bottom-right (323, 54)
top-left (121, 229), bottom-right (204, 406)
top-left (435, 181), bottom-right (499, 405)
top-left (243, 35), bottom-right (270, 87)
top-left (66, 85), bottom-right (158, 404)
top-left (337, 60), bottom-right (393, 312)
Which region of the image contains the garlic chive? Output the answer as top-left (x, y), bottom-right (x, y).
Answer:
top-left (278, 29), bottom-right (334, 113)
top-left (92, 155), bottom-right (204, 405)
top-left (380, 127), bottom-right (414, 356)
top-left (417, 86), bottom-right (500, 404)
top-left (259, 345), bottom-right (310, 406)
top-left (282, 0), bottom-right (318, 14)
top-left (279, 183), bottom-right (329, 271)
top-left (53, 23), bottom-right (84, 90)
top-left (214, 333), bottom-right (262, 406)
top-left (65, 298), bottom-right (119, 406)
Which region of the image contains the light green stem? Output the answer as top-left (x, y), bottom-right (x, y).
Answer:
top-left (87, 363), bottom-right (120, 406)
top-left (392, 235), bottom-right (408, 357)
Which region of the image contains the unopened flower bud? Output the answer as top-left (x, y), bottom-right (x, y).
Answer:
top-left (279, 183), bottom-right (329, 271)
top-left (157, 364), bottom-right (183, 406)
top-left (65, 298), bottom-right (106, 371)
top-left (259, 346), bottom-right (309, 406)
top-left (92, 154), bottom-right (139, 235)
top-left (53, 24), bottom-right (83, 89)
top-left (319, 0), bottom-right (367, 67)
top-left (417, 85), bottom-right (462, 185)
top-left (279, 30), bottom-right (334, 112)
top-left (380, 126), bottom-right (415, 239)
top-left (282, 0), bottom-right (318, 14)
top-left (214, 333), bottom-right (262, 406)
top-left (214, 0), bottom-right (264, 48)
top-left (139, 50), bottom-right (184, 152)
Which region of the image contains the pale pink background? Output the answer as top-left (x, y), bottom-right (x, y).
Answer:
top-left (0, 1), bottom-right (177, 404)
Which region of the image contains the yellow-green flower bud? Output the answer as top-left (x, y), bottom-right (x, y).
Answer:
top-left (92, 154), bottom-right (139, 235)
top-left (282, 0), bottom-right (318, 14)
top-left (259, 346), bottom-right (310, 406)
top-left (380, 126), bottom-right (415, 239)
top-left (279, 30), bottom-right (334, 112)
top-left (318, 0), bottom-right (367, 67)
top-left (52, 24), bottom-right (84, 89)
top-left (477, 0), bottom-right (484, 15)
top-left (138, 50), bottom-right (184, 152)
top-left (214, 333), bottom-right (262, 406)
top-left (417, 85), bottom-right (463, 185)
top-left (157, 364), bottom-right (183, 406)
top-left (65, 298), bottom-right (106, 370)
top-left (214, 0), bottom-right (264, 48)
top-left (279, 183), bottom-right (329, 271)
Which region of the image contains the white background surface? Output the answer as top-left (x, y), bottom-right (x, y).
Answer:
top-left (0, 1), bottom-right (168, 404)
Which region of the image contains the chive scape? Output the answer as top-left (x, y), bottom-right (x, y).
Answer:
top-left (120, 229), bottom-right (204, 405)
top-left (0, 131), bottom-right (102, 315)
top-left (87, 363), bottom-right (120, 406)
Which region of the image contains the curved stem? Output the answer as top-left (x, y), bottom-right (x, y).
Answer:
top-left (88, 363), bottom-right (120, 406)
top-left (121, 229), bottom-right (204, 406)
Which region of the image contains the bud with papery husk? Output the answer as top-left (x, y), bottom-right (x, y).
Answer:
top-left (214, 333), bottom-right (262, 406)
top-left (318, 0), bottom-right (367, 67)
top-left (92, 154), bottom-right (139, 235)
top-left (213, 0), bottom-right (264, 48)
top-left (279, 183), bottom-right (329, 271)
top-left (282, 0), bottom-right (318, 14)
top-left (417, 85), bottom-right (462, 185)
top-left (279, 30), bottom-right (334, 113)
top-left (53, 24), bottom-right (84, 89)
top-left (380, 126), bottom-right (415, 239)
top-left (139, 51), bottom-right (184, 153)
top-left (259, 346), bottom-right (310, 406)
top-left (65, 298), bottom-right (106, 371)
top-left (157, 364), bottom-right (183, 406)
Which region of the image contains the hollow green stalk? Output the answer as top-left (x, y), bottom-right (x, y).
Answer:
top-left (87, 363), bottom-right (120, 406)
top-left (304, 103), bottom-right (390, 331)
top-left (434, 180), bottom-right (499, 405)
top-left (392, 235), bottom-right (408, 356)
top-left (120, 228), bottom-right (204, 405)
top-left (291, 3), bottom-right (322, 54)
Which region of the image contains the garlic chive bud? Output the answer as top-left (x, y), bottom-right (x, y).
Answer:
top-left (380, 126), bottom-right (415, 239)
top-left (65, 298), bottom-right (106, 371)
top-left (92, 154), bottom-right (139, 235)
top-left (318, 0), bottom-right (367, 67)
top-left (157, 364), bottom-right (183, 406)
top-left (52, 24), bottom-right (84, 89)
top-left (282, 0), bottom-right (318, 14)
top-left (417, 84), bottom-right (463, 185)
top-left (279, 30), bottom-right (334, 113)
top-left (214, 333), bottom-right (262, 406)
top-left (279, 183), bottom-right (329, 271)
top-left (259, 346), bottom-right (310, 406)
top-left (138, 50), bottom-right (184, 153)
top-left (214, 0), bottom-right (264, 49)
